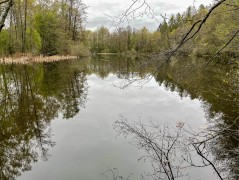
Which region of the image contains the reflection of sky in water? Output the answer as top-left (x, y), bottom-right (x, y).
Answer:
top-left (18, 74), bottom-right (216, 180)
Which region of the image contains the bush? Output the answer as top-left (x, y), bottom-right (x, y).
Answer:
top-left (70, 43), bottom-right (91, 58)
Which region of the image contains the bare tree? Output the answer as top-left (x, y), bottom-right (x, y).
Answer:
top-left (113, 116), bottom-right (230, 180)
top-left (110, 2), bottom-right (239, 179)
top-left (114, 0), bottom-right (238, 62)
top-left (110, 0), bottom-right (239, 89)
top-left (114, 118), bottom-right (185, 180)
top-left (101, 168), bottom-right (132, 180)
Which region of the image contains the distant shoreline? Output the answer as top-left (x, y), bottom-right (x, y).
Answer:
top-left (97, 53), bottom-right (118, 55)
top-left (0, 55), bottom-right (78, 64)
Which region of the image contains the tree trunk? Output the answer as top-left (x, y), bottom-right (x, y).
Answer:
top-left (0, 0), bottom-right (13, 33)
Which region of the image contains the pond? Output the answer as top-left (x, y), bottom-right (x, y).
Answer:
top-left (0, 55), bottom-right (238, 180)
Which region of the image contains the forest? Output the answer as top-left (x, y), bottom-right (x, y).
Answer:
top-left (0, 0), bottom-right (88, 56)
top-left (0, 0), bottom-right (239, 58)
top-left (90, 2), bottom-right (239, 57)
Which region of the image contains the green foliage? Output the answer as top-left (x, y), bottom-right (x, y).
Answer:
top-left (35, 12), bottom-right (62, 55)
top-left (25, 28), bottom-right (42, 54)
top-left (0, 0), bottom-right (238, 57)
top-left (0, 0), bottom-right (87, 56)
top-left (70, 43), bottom-right (91, 58)
top-left (89, 2), bottom-right (239, 57)
top-left (0, 30), bottom-right (10, 55)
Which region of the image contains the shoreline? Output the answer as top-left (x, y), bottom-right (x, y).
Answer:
top-left (0, 55), bottom-right (78, 64)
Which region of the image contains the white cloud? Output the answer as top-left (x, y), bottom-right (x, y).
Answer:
top-left (84, 0), bottom-right (213, 31)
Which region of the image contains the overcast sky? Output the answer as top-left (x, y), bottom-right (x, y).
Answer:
top-left (85, 0), bottom-right (213, 31)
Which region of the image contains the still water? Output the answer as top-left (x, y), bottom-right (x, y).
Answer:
top-left (0, 55), bottom-right (238, 180)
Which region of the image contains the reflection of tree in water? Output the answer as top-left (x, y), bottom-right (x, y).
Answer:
top-left (41, 62), bottom-right (88, 119)
top-left (0, 61), bottom-right (88, 179)
top-left (153, 57), bottom-right (239, 179)
top-left (1, 56), bottom-right (237, 179)
top-left (82, 55), bottom-right (238, 179)
top-left (89, 55), bottom-right (153, 80)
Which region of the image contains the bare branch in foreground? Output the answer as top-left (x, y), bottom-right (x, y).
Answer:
top-left (167, 0), bottom-right (227, 62)
top-left (113, 117), bottom-right (228, 180)
top-left (111, 0), bottom-right (159, 29)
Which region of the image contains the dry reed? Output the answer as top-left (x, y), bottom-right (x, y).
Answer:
top-left (0, 55), bottom-right (77, 64)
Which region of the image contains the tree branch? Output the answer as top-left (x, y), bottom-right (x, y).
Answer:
top-left (167, 0), bottom-right (227, 61)
top-left (0, 0), bottom-right (13, 33)
top-left (193, 144), bottom-right (223, 180)
top-left (0, 0), bottom-right (9, 5)
top-left (213, 29), bottom-right (239, 57)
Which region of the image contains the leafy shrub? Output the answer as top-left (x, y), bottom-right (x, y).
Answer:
top-left (70, 43), bottom-right (91, 58)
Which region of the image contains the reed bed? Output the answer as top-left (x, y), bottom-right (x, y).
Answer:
top-left (0, 55), bottom-right (77, 64)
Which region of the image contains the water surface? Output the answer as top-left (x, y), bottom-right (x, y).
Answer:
top-left (0, 55), bottom-right (237, 180)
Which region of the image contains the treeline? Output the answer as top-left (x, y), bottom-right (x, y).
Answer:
top-left (89, 1), bottom-right (239, 56)
top-left (0, 0), bottom-right (238, 57)
top-left (0, 0), bottom-right (89, 56)
top-left (89, 26), bottom-right (160, 53)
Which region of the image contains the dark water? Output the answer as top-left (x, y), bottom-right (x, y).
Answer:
top-left (0, 55), bottom-right (238, 180)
